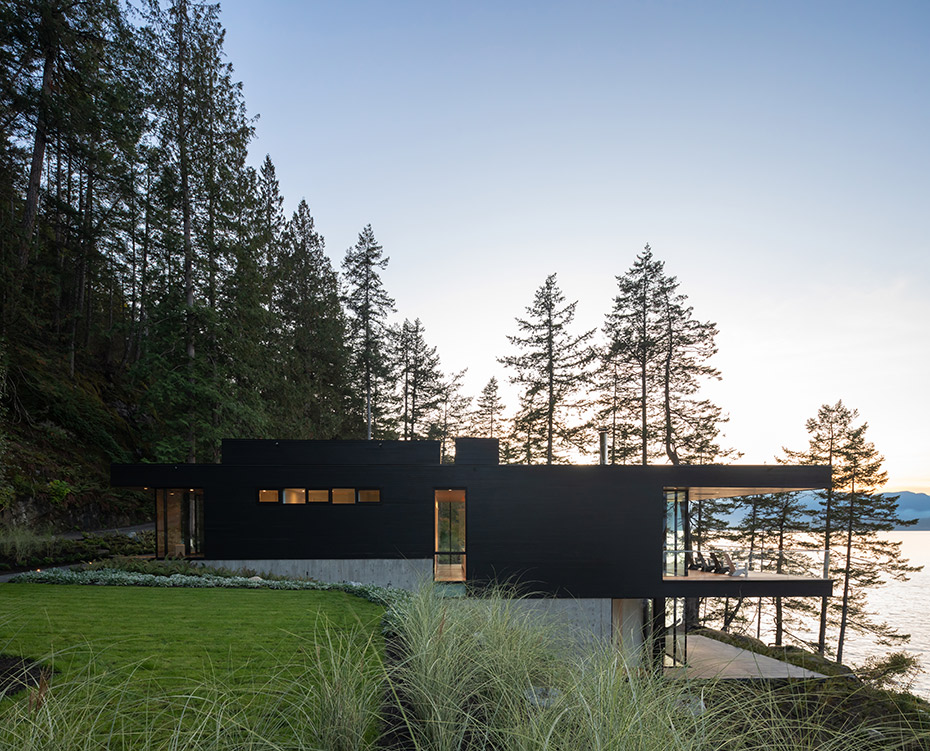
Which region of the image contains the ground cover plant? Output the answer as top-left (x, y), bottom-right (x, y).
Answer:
top-left (12, 565), bottom-right (405, 606)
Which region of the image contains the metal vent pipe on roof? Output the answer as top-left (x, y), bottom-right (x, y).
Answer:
top-left (598, 429), bottom-right (608, 466)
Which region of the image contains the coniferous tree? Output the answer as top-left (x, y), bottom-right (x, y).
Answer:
top-left (606, 245), bottom-right (730, 465)
top-left (831, 423), bottom-right (919, 663)
top-left (784, 403), bottom-right (919, 662)
top-left (428, 369), bottom-right (471, 463)
top-left (781, 400), bottom-right (855, 655)
top-left (472, 376), bottom-right (504, 438)
top-left (507, 388), bottom-right (547, 465)
top-left (500, 274), bottom-right (595, 464)
top-left (604, 246), bottom-right (669, 464)
top-left (0, 338), bottom-right (12, 509)
top-left (272, 199), bottom-right (353, 438)
top-left (393, 318), bottom-right (442, 440)
top-left (716, 494), bottom-right (771, 634)
top-left (592, 351), bottom-right (639, 464)
top-left (758, 492), bottom-right (816, 646)
top-left (256, 154), bottom-right (285, 288)
top-left (658, 284), bottom-right (730, 464)
top-left (140, 0), bottom-right (253, 462)
top-left (218, 164), bottom-right (272, 440)
top-left (342, 224), bottom-right (395, 439)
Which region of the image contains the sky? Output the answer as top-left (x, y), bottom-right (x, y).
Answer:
top-left (216, 1), bottom-right (929, 492)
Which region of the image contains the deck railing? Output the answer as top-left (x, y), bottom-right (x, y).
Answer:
top-left (663, 548), bottom-right (831, 578)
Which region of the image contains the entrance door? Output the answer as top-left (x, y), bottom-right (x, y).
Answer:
top-left (434, 489), bottom-right (466, 581)
top-left (155, 488), bottom-right (204, 558)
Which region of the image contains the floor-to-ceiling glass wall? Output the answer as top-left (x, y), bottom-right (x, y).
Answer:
top-left (434, 489), bottom-right (466, 581)
top-left (664, 488), bottom-right (689, 576)
top-left (662, 488), bottom-right (689, 666)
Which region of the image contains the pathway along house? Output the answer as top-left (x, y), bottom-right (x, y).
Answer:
top-left (111, 438), bottom-right (832, 664)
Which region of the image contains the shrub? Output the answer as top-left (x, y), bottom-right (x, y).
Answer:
top-left (46, 479), bottom-right (73, 506)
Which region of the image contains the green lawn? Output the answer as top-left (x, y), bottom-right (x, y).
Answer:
top-left (0, 584), bottom-right (386, 750)
top-left (1, 583), bottom-right (384, 683)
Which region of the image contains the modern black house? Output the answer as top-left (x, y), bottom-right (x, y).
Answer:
top-left (111, 437), bottom-right (832, 662)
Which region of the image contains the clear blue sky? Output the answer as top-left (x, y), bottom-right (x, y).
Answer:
top-left (218, 1), bottom-right (929, 491)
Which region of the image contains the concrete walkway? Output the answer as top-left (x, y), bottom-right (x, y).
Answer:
top-left (670, 635), bottom-right (826, 680)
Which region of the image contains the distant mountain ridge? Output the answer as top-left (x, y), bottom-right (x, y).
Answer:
top-left (884, 491), bottom-right (930, 530)
top-left (724, 490), bottom-right (930, 531)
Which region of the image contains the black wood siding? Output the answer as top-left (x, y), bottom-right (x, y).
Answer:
top-left (110, 444), bottom-right (831, 600)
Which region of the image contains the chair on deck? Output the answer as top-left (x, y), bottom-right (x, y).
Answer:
top-left (720, 551), bottom-right (748, 577)
top-left (691, 550), bottom-right (712, 572)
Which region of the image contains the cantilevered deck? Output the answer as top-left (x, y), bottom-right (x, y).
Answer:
top-left (662, 570), bottom-right (833, 597)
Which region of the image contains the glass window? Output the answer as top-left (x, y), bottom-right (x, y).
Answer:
top-left (307, 489), bottom-right (329, 503)
top-left (664, 488), bottom-right (688, 576)
top-left (332, 488), bottom-right (355, 504)
top-left (283, 488), bottom-right (305, 504)
top-left (434, 489), bottom-right (466, 581)
top-left (258, 489), bottom-right (280, 503)
top-left (357, 489), bottom-right (380, 503)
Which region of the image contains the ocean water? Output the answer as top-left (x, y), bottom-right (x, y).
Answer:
top-left (838, 530), bottom-right (930, 698)
top-left (736, 530), bottom-right (930, 697)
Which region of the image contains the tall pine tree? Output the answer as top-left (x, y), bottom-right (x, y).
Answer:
top-left (781, 400), bottom-right (855, 655)
top-left (500, 274), bottom-right (595, 464)
top-left (472, 376), bottom-right (504, 438)
top-left (784, 403), bottom-right (920, 661)
top-left (393, 318), bottom-right (442, 440)
top-left (271, 199), bottom-right (353, 438)
top-left (605, 245), bottom-right (730, 465)
top-left (342, 224), bottom-right (395, 439)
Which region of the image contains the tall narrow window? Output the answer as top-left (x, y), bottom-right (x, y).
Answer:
top-left (664, 488), bottom-right (688, 576)
top-left (434, 489), bottom-right (466, 581)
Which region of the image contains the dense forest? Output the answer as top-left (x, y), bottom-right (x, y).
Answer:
top-left (0, 0), bottom-right (732, 523)
top-left (0, 0), bottom-right (918, 664)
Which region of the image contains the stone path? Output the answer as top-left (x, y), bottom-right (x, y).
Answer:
top-left (669, 634), bottom-right (826, 680)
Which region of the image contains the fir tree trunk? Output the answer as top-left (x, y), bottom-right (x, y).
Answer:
top-left (640, 353), bottom-right (647, 465)
top-left (546, 319), bottom-right (554, 465)
top-left (177, 0), bottom-right (196, 464)
top-left (836, 493), bottom-right (856, 664)
top-left (663, 294), bottom-right (679, 464)
top-left (818, 484), bottom-right (834, 655)
top-left (774, 523), bottom-right (785, 646)
top-left (20, 36), bottom-right (58, 270)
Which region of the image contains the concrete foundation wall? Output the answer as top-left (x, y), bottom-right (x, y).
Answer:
top-left (199, 562), bottom-right (646, 664)
top-left (510, 598), bottom-right (613, 647)
top-left (201, 558), bottom-right (433, 590)
top-left (612, 598), bottom-right (645, 666)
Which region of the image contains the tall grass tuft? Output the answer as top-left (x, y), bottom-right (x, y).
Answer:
top-left (0, 525), bottom-right (53, 566)
top-left (384, 585), bottom-right (571, 751)
top-left (384, 585), bottom-right (930, 751)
